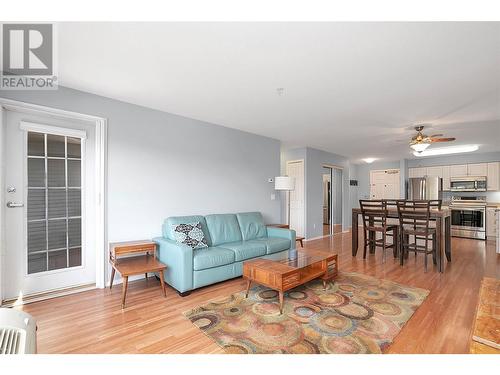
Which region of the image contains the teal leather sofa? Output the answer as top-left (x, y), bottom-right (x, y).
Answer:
top-left (153, 212), bottom-right (296, 296)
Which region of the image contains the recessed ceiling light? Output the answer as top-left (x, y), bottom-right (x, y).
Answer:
top-left (413, 145), bottom-right (479, 157)
top-left (363, 158), bottom-right (376, 164)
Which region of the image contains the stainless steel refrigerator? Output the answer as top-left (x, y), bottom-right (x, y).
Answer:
top-left (407, 176), bottom-right (442, 200)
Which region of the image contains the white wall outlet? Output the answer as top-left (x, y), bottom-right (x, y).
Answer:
top-left (271, 193), bottom-right (276, 200)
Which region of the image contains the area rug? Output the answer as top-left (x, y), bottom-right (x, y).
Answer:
top-left (183, 272), bottom-right (429, 354)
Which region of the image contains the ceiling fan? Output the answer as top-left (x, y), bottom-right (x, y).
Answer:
top-left (409, 125), bottom-right (456, 153)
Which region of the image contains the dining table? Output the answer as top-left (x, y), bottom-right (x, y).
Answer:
top-left (351, 206), bottom-right (452, 272)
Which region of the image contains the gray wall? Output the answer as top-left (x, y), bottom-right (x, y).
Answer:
top-left (305, 147), bottom-right (355, 238)
top-left (281, 146), bottom-right (356, 239)
top-left (0, 87), bottom-right (282, 243)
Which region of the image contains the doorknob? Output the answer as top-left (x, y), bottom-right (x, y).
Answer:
top-left (6, 201), bottom-right (24, 208)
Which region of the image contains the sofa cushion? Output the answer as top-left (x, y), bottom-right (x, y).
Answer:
top-left (205, 214), bottom-right (243, 246)
top-left (236, 212), bottom-right (267, 241)
top-left (193, 247), bottom-right (235, 271)
top-left (171, 222), bottom-right (209, 249)
top-left (163, 216), bottom-right (212, 246)
top-left (252, 237), bottom-right (291, 254)
top-left (220, 241), bottom-right (267, 261)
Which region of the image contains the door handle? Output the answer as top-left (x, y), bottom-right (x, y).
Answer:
top-left (6, 201), bottom-right (24, 208)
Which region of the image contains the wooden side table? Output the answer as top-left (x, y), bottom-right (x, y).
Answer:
top-left (109, 240), bottom-right (167, 308)
top-left (266, 224), bottom-right (305, 247)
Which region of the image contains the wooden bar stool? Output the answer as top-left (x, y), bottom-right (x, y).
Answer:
top-left (396, 200), bottom-right (437, 272)
top-left (359, 200), bottom-right (399, 263)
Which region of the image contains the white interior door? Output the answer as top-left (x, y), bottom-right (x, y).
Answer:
top-left (286, 160), bottom-right (305, 237)
top-left (3, 110), bottom-right (97, 301)
top-left (383, 169), bottom-right (400, 199)
top-left (369, 170), bottom-right (386, 199)
top-left (370, 169), bottom-right (400, 199)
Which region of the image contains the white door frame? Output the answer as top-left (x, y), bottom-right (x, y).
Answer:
top-left (0, 98), bottom-right (108, 304)
top-left (285, 159), bottom-right (306, 237)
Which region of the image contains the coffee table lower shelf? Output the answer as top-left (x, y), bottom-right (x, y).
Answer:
top-left (243, 251), bottom-right (338, 314)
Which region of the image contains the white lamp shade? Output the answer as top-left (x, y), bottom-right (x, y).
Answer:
top-left (410, 142), bottom-right (430, 153)
top-left (275, 176), bottom-right (295, 191)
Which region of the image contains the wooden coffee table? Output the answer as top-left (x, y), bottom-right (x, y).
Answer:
top-left (242, 249), bottom-right (338, 314)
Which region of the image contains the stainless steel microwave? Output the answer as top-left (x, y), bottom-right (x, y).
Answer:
top-left (450, 176), bottom-right (487, 192)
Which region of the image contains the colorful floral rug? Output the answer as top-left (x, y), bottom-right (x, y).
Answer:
top-left (183, 272), bottom-right (429, 354)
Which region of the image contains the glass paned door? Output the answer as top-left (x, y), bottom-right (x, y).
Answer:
top-left (27, 132), bottom-right (82, 274)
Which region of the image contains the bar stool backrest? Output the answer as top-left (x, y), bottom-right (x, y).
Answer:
top-left (428, 199), bottom-right (442, 209)
top-left (359, 200), bottom-right (388, 232)
top-left (396, 200), bottom-right (431, 234)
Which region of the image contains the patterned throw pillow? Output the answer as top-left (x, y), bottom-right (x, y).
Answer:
top-left (171, 222), bottom-right (209, 249)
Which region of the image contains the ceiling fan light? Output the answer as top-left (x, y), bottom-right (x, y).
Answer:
top-left (413, 145), bottom-right (479, 157)
top-left (410, 143), bottom-right (430, 152)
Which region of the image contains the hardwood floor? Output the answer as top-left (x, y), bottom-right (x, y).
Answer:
top-left (17, 230), bottom-right (500, 354)
top-left (323, 223), bottom-right (342, 236)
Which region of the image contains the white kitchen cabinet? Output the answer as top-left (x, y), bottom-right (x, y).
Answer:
top-left (450, 164), bottom-right (468, 177)
top-left (408, 167), bottom-right (426, 178)
top-left (486, 207), bottom-right (497, 238)
top-left (426, 166), bottom-right (443, 177)
top-left (487, 162), bottom-right (500, 191)
top-left (442, 165), bottom-right (451, 191)
top-left (467, 163), bottom-right (488, 176)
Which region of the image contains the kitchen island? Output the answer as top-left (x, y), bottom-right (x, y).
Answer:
top-left (352, 206), bottom-right (452, 272)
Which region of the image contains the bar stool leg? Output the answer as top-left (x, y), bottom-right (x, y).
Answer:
top-left (382, 232), bottom-right (386, 263)
top-left (363, 230), bottom-right (368, 259)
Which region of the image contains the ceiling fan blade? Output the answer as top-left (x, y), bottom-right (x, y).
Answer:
top-left (430, 137), bottom-right (456, 143)
top-left (429, 134), bottom-right (443, 137)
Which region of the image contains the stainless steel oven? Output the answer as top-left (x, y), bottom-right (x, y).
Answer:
top-left (450, 176), bottom-right (487, 192)
top-left (450, 196), bottom-right (486, 240)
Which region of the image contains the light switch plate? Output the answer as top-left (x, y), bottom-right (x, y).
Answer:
top-left (271, 193), bottom-right (276, 200)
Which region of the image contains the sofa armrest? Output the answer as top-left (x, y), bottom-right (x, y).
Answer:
top-left (153, 237), bottom-right (193, 293)
top-left (266, 227), bottom-right (296, 247)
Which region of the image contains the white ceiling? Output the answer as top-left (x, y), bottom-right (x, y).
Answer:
top-left (57, 22), bottom-right (500, 162)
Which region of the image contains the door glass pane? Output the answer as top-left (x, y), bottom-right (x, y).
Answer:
top-left (28, 253), bottom-right (47, 274)
top-left (67, 137), bottom-right (81, 158)
top-left (28, 221), bottom-right (46, 252)
top-left (28, 132), bottom-right (44, 156)
top-left (28, 189), bottom-right (46, 220)
top-left (69, 247), bottom-right (82, 267)
top-left (26, 131), bottom-right (83, 274)
top-left (68, 218), bottom-right (81, 248)
top-left (68, 189), bottom-right (81, 217)
top-left (67, 160), bottom-right (81, 187)
top-left (48, 250), bottom-right (67, 270)
top-left (48, 219), bottom-right (67, 250)
top-left (47, 159), bottom-right (65, 187)
top-left (48, 189), bottom-right (66, 218)
top-left (28, 158), bottom-right (45, 187)
top-left (47, 134), bottom-right (65, 157)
